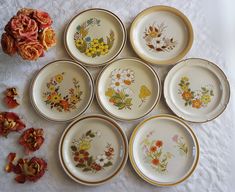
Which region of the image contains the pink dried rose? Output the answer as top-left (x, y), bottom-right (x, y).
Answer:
top-left (39, 27), bottom-right (56, 50)
top-left (1, 33), bottom-right (17, 55)
top-left (17, 40), bottom-right (44, 60)
top-left (0, 112), bottom-right (26, 137)
top-left (33, 10), bottom-right (52, 30)
top-left (5, 153), bottom-right (47, 183)
top-left (19, 128), bottom-right (44, 154)
top-left (17, 8), bottom-right (35, 17)
top-left (3, 87), bottom-right (20, 109)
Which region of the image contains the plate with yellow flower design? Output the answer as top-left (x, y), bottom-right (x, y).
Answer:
top-left (64, 8), bottom-right (126, 67)
top-left (96, 58), bottom-right (161, 121)
top-left (164, 58), bottom-right (230, 123)
top-left (30, 60), bottom-right (94, 122)
top-left (130, 6), bottom-right (193, 65)
top-left (59, 114), bottom-right (128, 185)
top-left (129, 114), bottom-right (199, 186)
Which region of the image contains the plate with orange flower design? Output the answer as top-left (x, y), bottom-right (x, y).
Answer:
top-left (96, 58), bottom-right (161, 121)
top-left (164, 58), bottom-right (230, 123)
top-left (64, 8), bottom-right (126, 67)
top-left (30, 60), bottom-right (94, 122)
top-left (130, 6), bottom-right (193, 65)
top-left (129, 114), bottom-right (199, 186)
top-left (58, 114), bottom-right (128, 185)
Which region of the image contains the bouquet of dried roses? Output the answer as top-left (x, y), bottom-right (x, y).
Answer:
top-left (1, 8), bottom-right (56, 60)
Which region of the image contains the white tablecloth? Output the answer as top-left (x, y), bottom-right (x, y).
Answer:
top-left (0, 0), bottom-right (234, 192)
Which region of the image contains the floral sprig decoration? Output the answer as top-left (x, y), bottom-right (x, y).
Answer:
top-left (5, 153), bottom-right (47, 183)
top-left (19, 128), bottom-right (44, 154)
top-left (1, 8), bottom-right (56, 60)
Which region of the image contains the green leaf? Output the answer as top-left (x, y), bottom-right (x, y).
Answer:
top-left (103, 161), bottom-right (113, 167)
top-left (87, 156), bottom-right (93, 166)
top-left (71, 145), bottom-right (77, 151)
top-left (89, 133), bottom-right (95, 138)
top-left (201, 87), bottom-right (206, 91)
top-left (98, 37), bottom-right (104, 43)
top-left (86, 130), bottom-right (91, 136)
top-left (82, 168), bottom-right (92, 172)
top-left (76, 164), bottom-right (86, 168)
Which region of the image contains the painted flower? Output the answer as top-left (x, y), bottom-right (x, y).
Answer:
top-left (50, 93), bottom-right (61, 103)
top-left (172, 134), bottom-right (179, 142)
top-left (201, 94), bottom-right (211, 104)
top-left (181, 77), bottom-right (189, 82)
top-left (155, 140), bottom-right (163, 148)
top-left (33, 10), bottom-right (53, 29)
top-left (146, 26), bottom-right (159, 38)
top-left (150, 146), bottom-right (157, 152)
top-left (75, 39), bottom-right (84, 47)
top-left (91, 162), bottom-right (102, 171)
top-left (85, 47), bottom-right (95, 57)
top-left (111, 78), bottom-right (124, 92)
top-left (101, 44), bottom-right (109, 55)
top-left (0, 112), bottom-right (26, 137)
top-left (105, 88), bottom-right (115, 97)
top-left (139, 85), bottom-right (151, 100)
top-left (1, 33), bottom-right (17, 55)
top-left (55, 74), bottom-right (63, 83)
top-left (48, 85), bottom-right (55, 92)
top-left (19, 128), bottom-right (44, 154)
top-left (39, 27), bottom-right (56, 50)
top-left (60, 100), bottom-right (69, 111)
top-left (123, 69), bottom-right (134, 81)
top-left (95, 154), bottom-right (108, 167)
top-left (111, 69), bottom-right (124, 80)
top-left (74, 150), bottom-right (89, 164)
top-left (182, 91), bottom-right (193, 101)
top-left (79, 140), bottom-right (91, 151)
top-left (192, 99), bottom-right (202, 109)
top-left (181, 84), bottom-right (189, 91)
top-left (151, 158), bottom-right (160, 166)
top-left (17, 40), bottom-right (44, 60)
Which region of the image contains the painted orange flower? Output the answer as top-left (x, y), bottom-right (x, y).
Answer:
top-left (182, 91), bottom-right (192, 101)
top-left (74, 150), bottom-right (89, 164)
top-left (60, 100), bottom-right (69, 111)
top-left (150, 146), bottom-right (157, 152)
top-left (151, 158), bottom-right (160, 166)
top-left (192, 99), bottom-right (202, 109)
top-left (155, 140), bottom-right (163, 147)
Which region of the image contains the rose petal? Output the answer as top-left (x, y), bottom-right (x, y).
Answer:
top-left (7, 152), bottom-right (16, 162)
top-left (4, 96), bottom-right (19, 109)
top-left (15, 174), bottom-right (26, 183)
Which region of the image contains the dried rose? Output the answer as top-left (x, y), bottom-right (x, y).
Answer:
top-left (19, 128), bottom-right (44, 154)
top-left (10, 14), bottom-right (38, 41)
top-left (17, 8), bottom-right (35, 17)
top-left (17, 40), bottom-right (44, 60)
top-left (1, 33), bottom-right (17, 55)
top-left (3, 87), bottom-right (20, 109)
top-left (0, 112), bottom-right (26, 137)
top-left (39, 27), bottom-right (56, 50)
top-left (33, 10), bottom-right (52, 30)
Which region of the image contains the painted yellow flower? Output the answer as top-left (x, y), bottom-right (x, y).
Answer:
top-left (181, 76), bottom-right (189, 82)
top-left (75, 39), bottom-right (84, 47)
top-left (51, 94), bottom-right (61, 103)
top-left (79, 140), bottom-right (91, 150)
top-left (49, 85), bottom-right (55, 92)
top-left (181, 84), bottom-right (189, 91)
top-left (139, 85), bottom-right (151, 100)
top-left (55, 74), bottom-right (63, 83)
top-left (101, 44), bottom-right (109, 55)
top-left (201, 94), bottom-right (211, 104)
top-left (85, 48), bottom-right (95, 57)
top-left (105, 88), bottom-right (115, 97)
top-left (70, 95), bottom-right (78, 103)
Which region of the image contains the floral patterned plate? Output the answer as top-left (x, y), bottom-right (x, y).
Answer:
top-left (130, 6), bottom-right (193, 65)
top-left (164, 58), bottom-right (230, 123)
top-left (96, 58), bottom-right (161, 121)
top-left (30, 60), bottom-right (94, 122)
top-left (129, 114), bottom-right (199, 186)
top-left (64, 8), bottom-right (126, 67)
top-left (58, 114), bottom-right (128, 185)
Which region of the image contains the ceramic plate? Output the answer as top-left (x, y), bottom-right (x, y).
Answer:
top-left (129, 114), bottom-right (199, 186)
top-left (96, 58), bottom-right (161, 121)
top-left (58, 114), bottom-right (128, 185)
top-left (30, 60), bottom-right (94, 122)
top-left (164, 58), bottom-right (230, 123)
top-left (130, 6), bottom-right (193, 65)
top-left (64, 8), bottom-right (126, 67)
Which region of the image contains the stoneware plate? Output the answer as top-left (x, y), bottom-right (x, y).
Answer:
top-left (64, 8), bottom-right (126, 67)
top-left (130, 6), bottom-right (193, 65)
top-left (30, 60), bottom-right (94, 122)
top-left (129, 114), bottom-right (199, 186)
top-left (58, 114), bottom-right (128, 185)
top-left (96, 58), bottom-right (161, 121)
top-left (164, 58), bottom-right (230, 123)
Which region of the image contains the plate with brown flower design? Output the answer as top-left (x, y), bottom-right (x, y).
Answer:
top-left (58, 114), bottom-right (128, 185)
top-left (30, 60), bottom-right (94, 122)
top-left (96, 58), bottom-right (161, 121)
top-left (64, 8), bottom-right (126, 67)
top-left (129, 114), bottom-right (199, 186)
top-left (130, 6), bottom-right (193, 65)
top-left (164, 58), bottom-right (230, 123)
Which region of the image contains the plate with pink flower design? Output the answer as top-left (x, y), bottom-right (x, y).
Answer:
top-left (130, 6), bottom-right (193, 65)
top-left (164, 58), bottom-right (230, 123)
top-left (58, 114), bottom-right (128, 185)
top-left (129, 114), bottom-right (199, 186)
top-left (64, 8), bottom-right (126, 67)
top-left (30, 60), bottom-right (94, 122)
top-left (96, 58), bottom-right (161, 121)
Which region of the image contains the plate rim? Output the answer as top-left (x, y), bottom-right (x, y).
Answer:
top-left (129, 114), bottom-right (200, 186)
top-left (30, 59), bottom-right (94, 122)
top-left (129, 5), bottom-right (194, 65)
top-left (58, 114), bottom-right (128, 186)
top-left (95, 57), bottom-right (162, 121)
top-left (64, 8), bottom-right (127, 67)
top-left (163, 57), bottom-right (231, 123)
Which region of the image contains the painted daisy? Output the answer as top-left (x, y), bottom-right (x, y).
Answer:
top-left (122, 69), bottom-right (134, 85)
top-left (111, 78), bottom-right (124, 92)
top-left (95, 154), bottom-right (108, 167)
top-left (111, 69), bottom-right (124, 80)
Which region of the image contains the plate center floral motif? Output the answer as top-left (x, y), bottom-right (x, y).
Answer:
top-left (74, 18), bottom-right (115, 58)
top-left (178, 76), bottom-right (214, 109)
top-left (71, 130), bottom-right (114, 172)
top-left (105, 68), bottom-right (152, 110)
top-left (42, 72), bottom-right (83, 112)
top-left (143, 22), bottom-right (176, 52)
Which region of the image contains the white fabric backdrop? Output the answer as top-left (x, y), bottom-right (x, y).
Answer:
top-left (0, 0), bottom-right (234, 192)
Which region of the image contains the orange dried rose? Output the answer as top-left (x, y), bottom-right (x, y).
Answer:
top-left (1, 33), bottom-right (17, 55)
top-left (39, 27), bottom-right (56, 50)
top-left (33, 10), bottom-right (52, 29)
top-left (4, 87), bottom-right (20, 109)
top-left (17, 8), bottom-right (35, 17)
